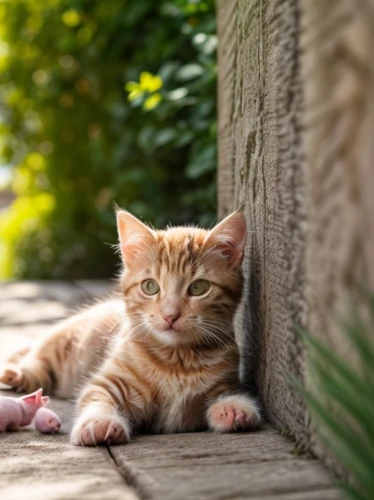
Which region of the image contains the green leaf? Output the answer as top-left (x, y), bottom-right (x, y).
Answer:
top-left (293, 294), bottom-right (374, 500)
top-left (137, 125), bottom-right (156, 153)
top-left (153, 128), bottom-right (177, 147)
top-left (175, 63), bottom-right (205, 81)
top-left (186, 144), bottom-right (216, 179)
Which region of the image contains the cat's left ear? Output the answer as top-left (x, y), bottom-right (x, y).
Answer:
top-left (203, 211), bottom-right (247, 268)
top-left (117, 210), bottom-right (156, 261)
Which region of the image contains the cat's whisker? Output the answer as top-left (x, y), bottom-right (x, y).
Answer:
top-left (233, 313), bottom-right (253, 325)
top-left (198, 326), bottom-right (229, 349)
top-left (198, 320), bottom-right (231, 332)
top-left (197, 320), bottom-right (233, 338)
top-left (197, 321), bottom-right (248, 350)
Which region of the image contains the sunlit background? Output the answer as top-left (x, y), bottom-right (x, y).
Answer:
top-left (0, 0), bottom-right (217, 279)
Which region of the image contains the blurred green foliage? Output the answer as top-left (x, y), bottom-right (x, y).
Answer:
top-left (0, 0), bottom-right (217, 279)
top-left (294, 291), bottom-right (374, 500)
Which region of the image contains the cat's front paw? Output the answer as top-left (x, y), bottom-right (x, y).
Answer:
top-left (72, 418), bottom-right (128, 446)
top-left (207, 394), bottom-right (261, 432)
top-left (71, 405), bottom-right (130, 446)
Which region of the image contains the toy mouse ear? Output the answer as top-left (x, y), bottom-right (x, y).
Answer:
top-left (20, 388), bottom-right (43, 406)
top-left (41, 396), bottom-right (50, 407)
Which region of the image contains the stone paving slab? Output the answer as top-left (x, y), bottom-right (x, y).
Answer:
top-left (0, 281), bottom-right (342, 500)
top-left (110, 431), bottom-right (342, 500)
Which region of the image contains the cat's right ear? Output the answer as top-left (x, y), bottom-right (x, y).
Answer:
top-left (116, 210), bottom-right (156, 261)
top-left (203, 211), bottom-right (247, 268)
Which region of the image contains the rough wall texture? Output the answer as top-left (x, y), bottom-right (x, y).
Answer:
top-left (300, 0), bottom-right (374, 462)
top-left (218, 0), bottom-right (374, 466)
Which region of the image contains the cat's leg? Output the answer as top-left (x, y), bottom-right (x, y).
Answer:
top-left (0, 357), bottom-right (52, 395)
top-left (206, 394), bottom-right (261, 432)
top-left (71, 354), bottom-right (149, 446)
top-left (0, 343), bottom-right (52, 394)
top-left (0, 299), bottom-right (123, 397)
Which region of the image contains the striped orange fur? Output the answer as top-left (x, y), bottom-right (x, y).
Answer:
top-left (0, 211), bottom-right (261, 445)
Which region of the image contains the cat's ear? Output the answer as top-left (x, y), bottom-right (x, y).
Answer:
top-left (203, 211), bottom-right (247, 268)
top-left (116, 210), bottom-right (156, 261)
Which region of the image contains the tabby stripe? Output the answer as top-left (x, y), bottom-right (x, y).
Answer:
top-left (186, 236), bottom-right (194, 257)
top-left (114, 359), bottom-right (153, 401)
top-left (174, 250), bottom-right (185, 274)
top-left (80, 385), bottom-right (115, 407)
top-left (99, 375), bottom-right (125, 407)
top-left (123, 282), bottom-right (142, 296)
top-left (128, 369), bottom-right (154, 401)
top-left (107, 374), bottom-right (131, 404)
top-left (180, 254), bottom-right (191, 274)
top-left (211, 282), bottom-right (239, 302)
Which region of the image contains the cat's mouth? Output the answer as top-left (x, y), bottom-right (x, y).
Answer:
top-left (157, 322), bottom-right (182, 335)
top-left (151, 324), bottom-right (186, 346)
top-left (163, 325), bottom-right (180, 333)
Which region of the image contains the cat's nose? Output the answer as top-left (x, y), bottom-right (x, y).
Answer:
top-left (162, 313), bottom-right (180, 326)
top-left (161, 298), bottom-right (181, 326)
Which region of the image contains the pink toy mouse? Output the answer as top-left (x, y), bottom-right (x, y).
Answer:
top-left (0, 388), bottom-right (50, 432)
top-left (34, 407), bottom-right (61, 434)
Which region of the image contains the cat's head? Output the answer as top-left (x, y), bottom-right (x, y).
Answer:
top-left (117, 210), bottom-right (246, 347)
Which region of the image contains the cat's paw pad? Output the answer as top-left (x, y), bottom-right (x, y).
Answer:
top-left (71, 413), bottom-right (130, 446)
top-left (0, 364), bottom-right (24, 388)
top-left (208, 395), bottom-right (261, 432)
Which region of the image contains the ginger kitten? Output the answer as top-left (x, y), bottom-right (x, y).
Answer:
top-left (0, 210), bottom-right (260, 445)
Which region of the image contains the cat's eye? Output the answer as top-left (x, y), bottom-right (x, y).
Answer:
top-left (141, 279), bottom-right (160, 295)
top-left (188, 279), bottom-right (210, 297)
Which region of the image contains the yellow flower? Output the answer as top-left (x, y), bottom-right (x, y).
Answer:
top-left (125, 81), bottom-right (142, 101)
top-left (143, 93), bottom-right (162, 111)
top-left (139, 72), bottom-right (162, 93)
top-left (125, 72), bottom-right (163, 108)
